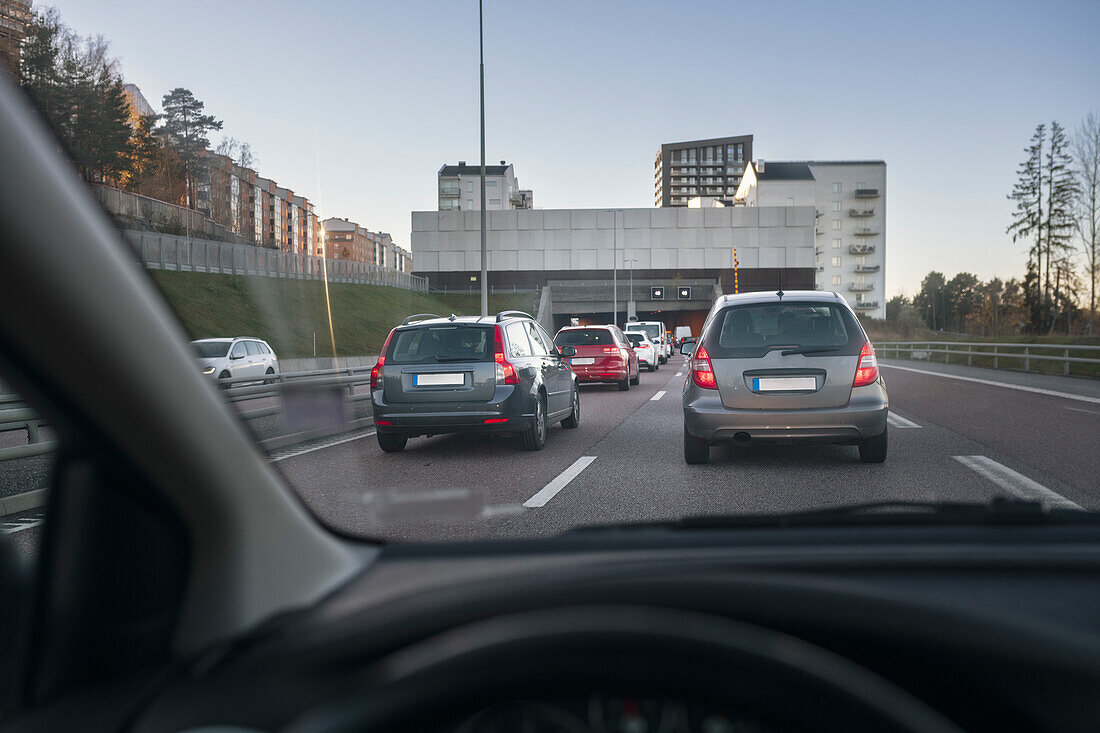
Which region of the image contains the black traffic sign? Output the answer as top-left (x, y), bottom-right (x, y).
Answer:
top-left (677, 286), bottom-right (692, 300)
top-left (650, 286), bottom-right (665, 300)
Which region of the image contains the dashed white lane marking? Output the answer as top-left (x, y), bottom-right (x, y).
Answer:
top-left (651, 390), bottom-right (667, 401)
top-left (1, 511), bottom-right (44, 535)
top-left (270, 430), bottom-right (376, 462)
top-left (523, 456), bottom-right (597, 508)
top-left (886, 412), bottom-right (921, 429)
top-left (1064, 406), bottom-right (1100, 416)
top-left (953, 456), bottom-right (1082, 510)
top-left (881, 363), bottom-right (1100, 405)
top-left (675, 371), bottom-right (684, 377)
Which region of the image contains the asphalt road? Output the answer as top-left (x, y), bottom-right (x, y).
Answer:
top-left (5, 355), bottom-right (1099, 554)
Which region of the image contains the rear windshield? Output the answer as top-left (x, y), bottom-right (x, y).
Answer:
top-left (704, 303), bottom-right (862, 357)
top-left (625, 333), bottom-right (646, 346)
top-left (629, 323), bottom-right (661, 340)
top-left (192, 341), bottom-right (230, 358)
top-left (387, 325), bottom-right (492, 364)
top-left (555, 329), bottom-right (613, 347)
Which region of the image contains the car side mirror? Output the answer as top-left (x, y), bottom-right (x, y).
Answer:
top-left (230, 353), bottom-right (245, 360)
top-left (559, 346), bottom-right (577, 358)
top-left (680, 338), bottom-right (697, 356)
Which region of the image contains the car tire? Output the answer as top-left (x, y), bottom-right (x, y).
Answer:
top-left (522, 396), bottom-right (548, 450)
top-left (648, 363), bottom-right (655, 372)
top-left (561, 387), bottom-right (580, 429)
top-left (658, 356), bottom-right (667, 365)
top-left (377, 432), bottom-right (407, 453)
top-left (684, 426), bottom-right (709, 465)
top-left (264, 367), bottom-right (276, 385)
top-left (858, 426), bottom-right (888, 464)
top-left (218, 371), bottom-right (232, 390)
top-left (630, 370), bottom-right (640, 386)
top-left (618, 376), bottom-right (630, 391)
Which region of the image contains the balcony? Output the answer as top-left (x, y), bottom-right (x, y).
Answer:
top-left (849, 208), bottom-right (874, 218)
top-left (854, 301), bottom-right (880, 310)
top-left (848, 282), bottom-right (875, 292)
top-left (854, 264), bottom-right (880, 273)
top-left (852, 227), bottom-right (879, 237)
top-left (854, 188), bottom-right (879, 199)
top-left (815, 265), bottom-right (825, 272)
top-left (849, 244), bottom-right (876, 255)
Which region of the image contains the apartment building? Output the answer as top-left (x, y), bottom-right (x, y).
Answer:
top-left (0, 0), bottom-right (32, 76)
top-left (654, 135), bottom-right (753, 207)
top-left (321, 217), bottom-right (411, 271)
top-left (437, 161), bottom-right (533, 211)
top-left (735, 159), bottom-right (886, 318)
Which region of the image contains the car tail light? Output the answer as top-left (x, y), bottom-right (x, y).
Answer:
top-left (691, 345), bottom-right (717, 389)
top-left (371, 329), bottom-right (395, 389)
top-left (638, 343), bottom-right (649, 349)
top-left (494, 325), bottom-right (519, 385)
top-left (375, 420), bottom-right (393, 426)
top-left (853, 341), bottom-right (879, 387)
top-left (484, 418), bottom-right (508, 424)
top-left (601, 346), bottom-right (619, 354)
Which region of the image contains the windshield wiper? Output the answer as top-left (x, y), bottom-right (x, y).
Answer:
top-left (569, 498), bottom-right (1091, 534)
top-left (780, 346), bottom-right (840, 356)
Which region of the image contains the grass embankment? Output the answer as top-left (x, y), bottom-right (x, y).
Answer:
top-left (149, 271), bottom-right (538, 357)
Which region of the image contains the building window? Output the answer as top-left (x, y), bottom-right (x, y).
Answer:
top-left (831, 275), bottom-right (841, 285)
top-left (832, 219), bottom-right (842, 231)
top-left (786, 197), bottom-right (794, 206)
top-left (832, 201), bottom-right (842, 212)
top-left (466, 181), bottom-right (474, 192)
top-left (832, 182), bottom-right (842, 193)
top-left (486, 180), bottom-right (498, 188)
top-left (832, 238), bottom-right (842, 249)
top-left (489, 199), bottom-right (501, 206)
top-left (466, 199), bottom-right (473, 209)
top-left (832, 256), bottom-right (842, 267)
top-left (857, 181), bottom-right (866, 189)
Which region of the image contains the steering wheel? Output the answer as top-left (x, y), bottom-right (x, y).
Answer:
top-left (284, 605), bottom-right (963, 733)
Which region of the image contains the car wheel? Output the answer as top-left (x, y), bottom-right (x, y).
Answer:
top-left (561, 387), bottom-right (580, 429)
top-left (648, 363), bottom-right (655, 372)
top-left (377, 432), bottom-right (408, 453)
top-left (684, 426), bottom-right (710, 464)
top-left (630, 371), bottom-right (640, 386)
top-left (264, 367), bottom-right (276, 385)
top-left (858, 426), bottom-right (888, 463)
top-left (218, 371), bottom-right (232, 390)
top-left (618, 376), bottom-right (630, 391)
top-left (522, 396), bottom-right (548, 450)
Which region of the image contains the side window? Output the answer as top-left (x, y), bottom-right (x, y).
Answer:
top-left (524, 322), bottom-right (551, 356)
top-left (257, 342), bottom-right (271, 354)
top-left (534, 323), bottom-right (560, 354)
top-left (505, 322), bottom-right (533, 358)
top-left (245, 341), bottom-right (262, 356)
top-left (0, 377), bottom-right (55, 565)
top-left (230, 342), bottom-right (248, 358)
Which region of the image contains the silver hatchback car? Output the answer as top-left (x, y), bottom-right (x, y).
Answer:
top-left (680, 291), bottom-right (888, 465)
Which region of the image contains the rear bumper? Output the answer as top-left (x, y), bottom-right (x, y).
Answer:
top-left (572, 364), bottom-right (628, 382)
top-left (371, 387), bottom-right (534, 436)
top-left (683, 382), bottom-right (888, 443)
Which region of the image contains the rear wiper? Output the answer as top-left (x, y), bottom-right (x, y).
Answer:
top-left (569, 498), bottom-right (1090, 533)
top-left (780, 346), bottom-right (840, 356)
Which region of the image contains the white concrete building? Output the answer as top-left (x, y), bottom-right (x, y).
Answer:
top-left (736, 160), bottom-right (886, 319)
top-left (437, 162), bottom-right (533, 211)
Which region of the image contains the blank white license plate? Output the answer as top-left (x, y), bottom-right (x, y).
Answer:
top-left (571, 358), bottom-right (595, 365)
top-left (753, 376), bottom-right (817, 392)
top-left (413, 373), bottom-right (464, 386)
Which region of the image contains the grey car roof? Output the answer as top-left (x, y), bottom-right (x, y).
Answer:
top-left (398, 315), bottom-right (528, 328)
top-left (713, 290), bottom-right (847, 307)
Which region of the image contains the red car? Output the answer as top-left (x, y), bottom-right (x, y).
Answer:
top-left (554, 325), bottom-right (640, 391)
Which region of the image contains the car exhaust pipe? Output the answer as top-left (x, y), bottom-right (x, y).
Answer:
top-left (733, 432), bottom-right (751, 442)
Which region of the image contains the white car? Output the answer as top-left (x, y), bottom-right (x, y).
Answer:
top-left (625, 331), bottom-right (660, 371)
top-left (626, 319), bottom-right (670, 363)
top-left (192, 337), bottom-right (279, 387)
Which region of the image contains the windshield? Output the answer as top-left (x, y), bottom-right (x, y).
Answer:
top-left (192, 341), bottom-right (231, 358)
top-left (630, 324), bottom-right (661, 340)
top-left (2, 0), bottom-right (1097, 559)
top-left (388, 325), bottom-right (491, 364)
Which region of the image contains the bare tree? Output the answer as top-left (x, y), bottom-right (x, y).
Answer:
top-left (1073, 112), bottom-right (1100, 332)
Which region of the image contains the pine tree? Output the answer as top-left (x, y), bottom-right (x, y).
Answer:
top-left (159, 88), bottom-right (222, 210)
top-left (1007, 124), bottom-right (1045, 331)
top-left (1044, 121), bottom-right (1079, 332)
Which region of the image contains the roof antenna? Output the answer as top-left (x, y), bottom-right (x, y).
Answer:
top-left (777, 269), bottom-right (784, 299)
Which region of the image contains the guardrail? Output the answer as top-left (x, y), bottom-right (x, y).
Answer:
top-left (878, 341), bottom-right (1100, 378)
top-left (0, 363), bottom-right (381, 464)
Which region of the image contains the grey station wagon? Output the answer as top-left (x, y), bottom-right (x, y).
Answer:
top-left (681, 291), bottom-right (888, 465)
top-left (370, 311), bottom-right (580, 452)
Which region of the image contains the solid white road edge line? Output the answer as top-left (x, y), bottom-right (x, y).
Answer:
top-left (523, 456), bottom-right (597, 508)
top-left (881, 363), bottom-right (1100, 405)
top-left (886, 412), bottom-right (921, 429)
top-left (270, 430), bottom-right (376, 462)
top-left (952, 455), bottom-right (1082, 510)
top-left (651, 390), bottom-right (667, 401)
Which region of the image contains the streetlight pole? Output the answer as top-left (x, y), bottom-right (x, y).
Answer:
top-left (478, 0), bottom-right (487, 317)
top-left (611, 210), bottom-right (618, 326)
top-left (625, 256), bottom-right (638, 320)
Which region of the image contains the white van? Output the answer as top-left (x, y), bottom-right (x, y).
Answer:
top-left (624, 318), bottom-right (669, 364)
top-left (674, 326), bottom-right (692, 346)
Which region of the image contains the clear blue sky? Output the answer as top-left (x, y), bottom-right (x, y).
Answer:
top-left (47, 0), bottom-right (1100, 297)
